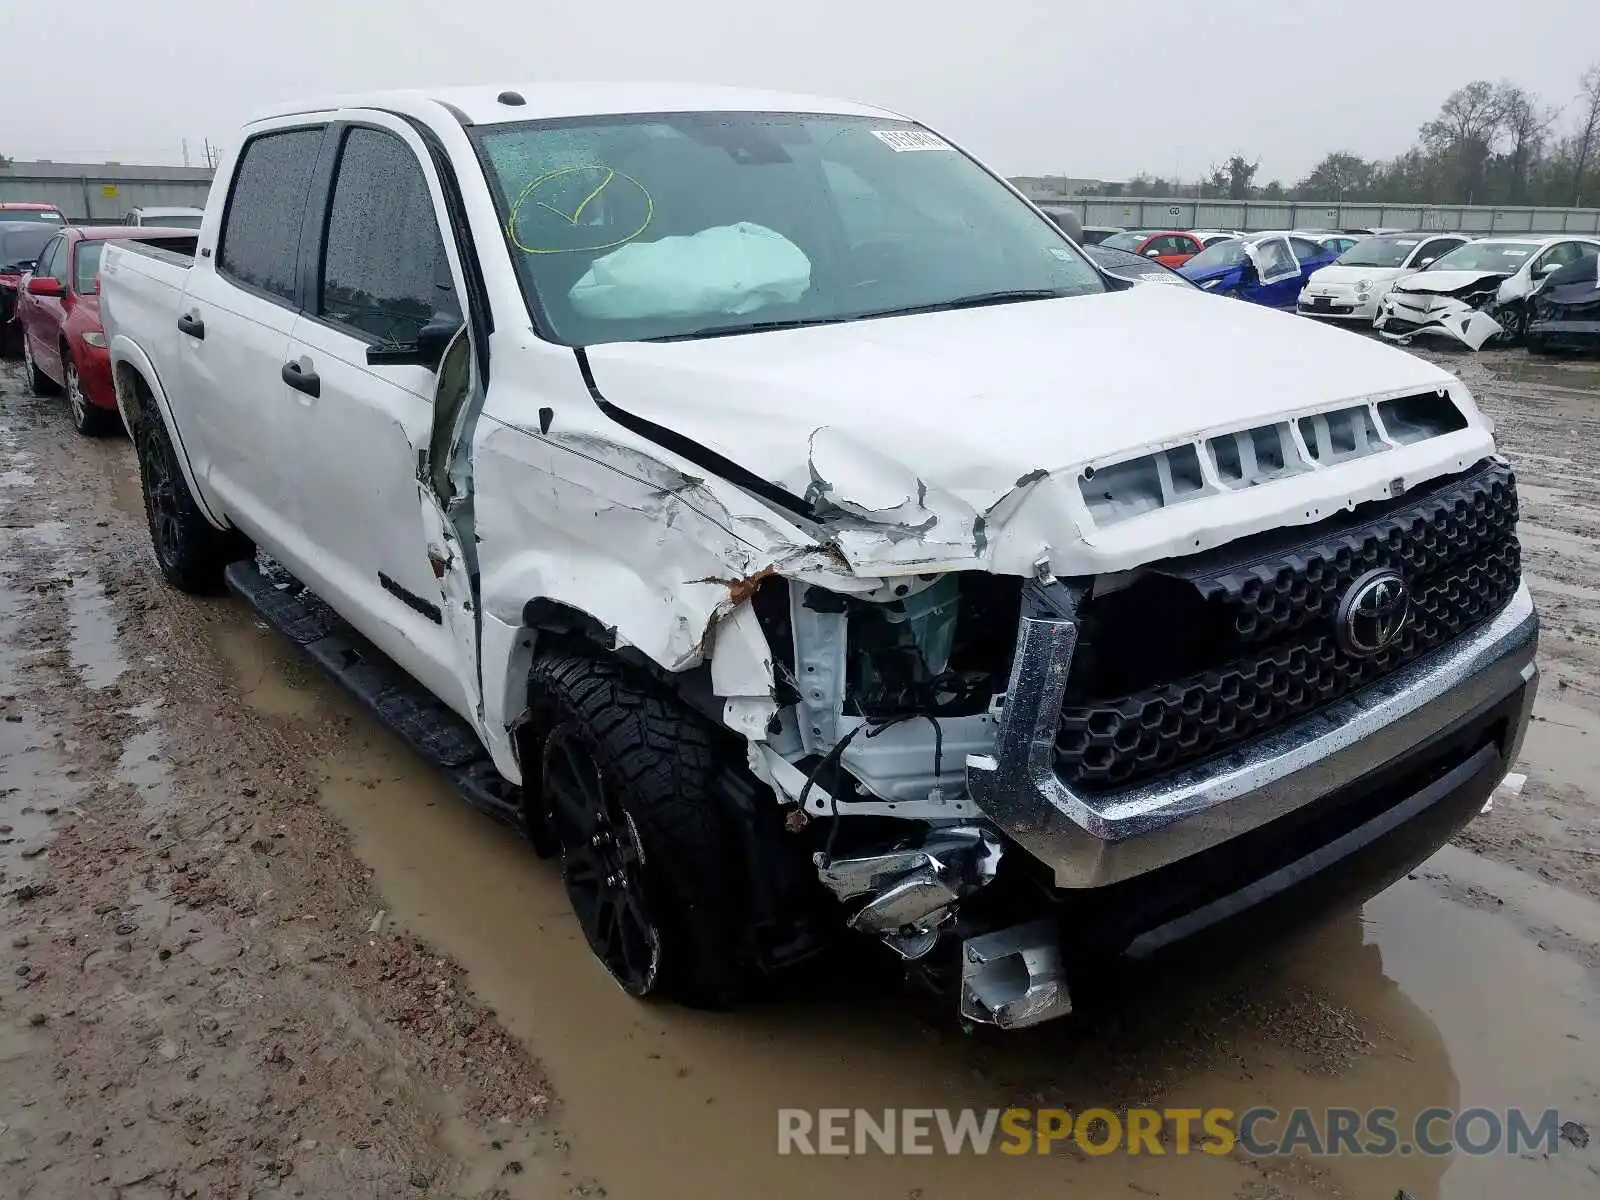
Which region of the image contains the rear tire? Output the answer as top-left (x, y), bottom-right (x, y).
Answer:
top-left (65, 357), bottom-right (118, 437)
top-left (133, 405), bottom-right (252, 593)
top-left (23, 336), bottom-right (54, 396)
top-left (527, 650), bottom-right (746, 1007)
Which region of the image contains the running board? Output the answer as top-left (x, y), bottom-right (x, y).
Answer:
top-left (223, 557), bottom-right (524, 831)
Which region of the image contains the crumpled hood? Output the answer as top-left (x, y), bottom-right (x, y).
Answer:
top-left (1307, 265), bottom-right (1409, 287)
top-left (1393, 270), bottom-right (1509, 296)
top-left (582, 284), bottom-right (1456, 518)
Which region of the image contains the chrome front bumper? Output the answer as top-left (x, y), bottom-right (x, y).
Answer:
top-left (965, 582), bottom-right (1539, 888)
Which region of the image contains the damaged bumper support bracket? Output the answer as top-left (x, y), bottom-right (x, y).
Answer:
top-left (816, 826), bottom-right (1002, 960)
top-left (965, 582), bottom-right (1539, 890)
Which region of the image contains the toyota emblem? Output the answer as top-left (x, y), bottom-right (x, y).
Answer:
top-left (1335, 568), bottom-right (1410, 657)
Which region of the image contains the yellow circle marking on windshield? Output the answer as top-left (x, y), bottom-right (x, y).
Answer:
top-left (506, 165), bottom-right (654, 255)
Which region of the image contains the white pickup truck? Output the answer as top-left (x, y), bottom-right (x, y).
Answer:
top-left (99, 83), bottom-right (1538, 1028)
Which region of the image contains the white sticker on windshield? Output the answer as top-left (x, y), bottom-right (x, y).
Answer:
top-left (870, 129), bottom-right (949, 152)
top-left (1502, 250), bottom-right (1530, 257)
top-left (1396, 239), bottom-right (1419, 246)
top-left (1048, 247), bottom-right (1075, 259)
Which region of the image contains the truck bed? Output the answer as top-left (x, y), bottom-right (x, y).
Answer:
top-left (98, 239), bottom-right (195, 394)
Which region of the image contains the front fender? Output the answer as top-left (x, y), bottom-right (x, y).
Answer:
top-left (108, 335), bottom-right (228, 530)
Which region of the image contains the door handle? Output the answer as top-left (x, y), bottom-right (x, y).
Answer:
top-left (281, 360), bottom-right (320, 398)
top-left (176, 312), bottom-right (205, 340)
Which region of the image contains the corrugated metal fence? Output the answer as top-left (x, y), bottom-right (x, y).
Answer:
top-left (0, 161), bottom-right (214, 222)
top-left (1034, 195), bottom-right (1600, 235)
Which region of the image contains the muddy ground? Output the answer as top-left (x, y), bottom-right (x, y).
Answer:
top-left (1, 344), bottom-right (1598, 1200)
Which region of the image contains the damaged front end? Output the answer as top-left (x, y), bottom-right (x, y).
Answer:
top-left (1374, 275), bottom-right (1513, 350)
top-left (1527, 257), bottom-right (1600, 354)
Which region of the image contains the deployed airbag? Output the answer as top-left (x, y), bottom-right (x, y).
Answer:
top-left (569, 222), bottom-right (811, 320)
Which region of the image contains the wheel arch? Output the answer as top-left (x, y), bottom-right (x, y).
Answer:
top-left (109, 339), bottom-right (229, 530)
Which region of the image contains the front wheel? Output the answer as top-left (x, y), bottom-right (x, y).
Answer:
top-left (527, 650), bottom-right (746, 1006)
top-left (133, 406), bottom-right (251, 593)
top-left (65, 357), bottom-right (118, 437)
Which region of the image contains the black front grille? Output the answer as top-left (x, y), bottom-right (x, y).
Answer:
top-left (1056, 460), bottom-right (1520, 792)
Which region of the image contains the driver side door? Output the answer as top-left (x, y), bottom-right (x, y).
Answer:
top-left (272, 118), bottom-right (480, 726)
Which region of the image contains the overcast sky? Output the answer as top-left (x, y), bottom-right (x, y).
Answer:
top-left (4, 0), bottom-right (1596, 183)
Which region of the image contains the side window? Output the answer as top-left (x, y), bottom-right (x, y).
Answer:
top-left (1415, 238), bottom-right (1459, 266)
top-left (218, 126), bottom-right (326, 304)
top-left (49, 238), bottom-right (72, 286)
top-left (33, 237), bottom-right (63, 281)
top-left (1288, 237), bottom-right (1321, 259)
top-left (318, 126), bottom-right (459, 345)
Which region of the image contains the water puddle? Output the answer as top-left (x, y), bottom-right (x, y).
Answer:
top-left (66, 571), bottom-right (128, 691)
top-left (210, 620), bottom-right (324, 722)
top-left (284, 708), bottom-right (1600, 1200)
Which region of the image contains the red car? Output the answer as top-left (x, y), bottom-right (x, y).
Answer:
top-left (16, 225), bottom-right (197, 435)
top-left (1099, 229), bottom-right (1206, 268)
top-left (0, 201), bottom-right (67, 226)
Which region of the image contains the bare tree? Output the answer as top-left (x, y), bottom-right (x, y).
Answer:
top-left (1495, 82), bottom-right (1559, 203)
top-left (1419, 80), bottom-right (1506, 202)
top-left (1572, 63), bottom-right (1600, 205)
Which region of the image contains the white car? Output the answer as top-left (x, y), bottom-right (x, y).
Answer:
top-left (123, 205), bottom-right (205, 229)
top-left (1297, 232), bottom-right (1471, 323)
top-left (97, 82), bottom-right (1537, 1030)
top-left (1375, 235), bottom-right (1600, 348)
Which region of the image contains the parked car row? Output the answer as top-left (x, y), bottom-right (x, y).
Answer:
top-left (0, 220), bottom-right (199, 433)
top-left (1078, 217), bottom-right (1600, 354)
top-left (1310, 232), bottom-right (1600, 350)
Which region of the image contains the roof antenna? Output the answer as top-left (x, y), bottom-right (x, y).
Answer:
top-left (497, 90), bottom-right (526, 107)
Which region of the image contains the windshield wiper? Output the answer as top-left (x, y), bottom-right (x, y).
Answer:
top-left (641, 289), bottom-right (1070, 343)
top-left (642, 315), bottom-right (851, 342)
top-left (844, 288), bottom-right (1069, 321)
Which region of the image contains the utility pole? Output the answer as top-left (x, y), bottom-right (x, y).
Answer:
top-left (182, 137), bottom-right (190, 168)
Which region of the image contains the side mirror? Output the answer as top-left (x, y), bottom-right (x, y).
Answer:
top-left (1537, 261), bottom-right (1562, 276)
top-left (1145, 248), bottom-right (1162, 258)
top-left (366, 315), bottom-right (463, 371)
top-left (26, 276), bottom-right (63, 297)
top-left (1417, 257), bottom-right (1435, 268)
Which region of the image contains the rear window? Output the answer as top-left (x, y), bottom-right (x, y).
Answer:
top-left (218, 126), bottom-right (326, 303)
top-left (144, 213), bottom-right (203, 229)
top-left (0, 227), bottom-right (56, 267)
top-left (0, 209), bottom-right (63, 224)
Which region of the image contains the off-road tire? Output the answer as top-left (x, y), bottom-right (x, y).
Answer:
top-left (527, 650), bottom-right (745, 1007)
top-left (133, 406), bottom-right (252, 593)
top-left (65, 357), bottom-right (118, 437)
top-left (23, 337), bottom-right (55, 396)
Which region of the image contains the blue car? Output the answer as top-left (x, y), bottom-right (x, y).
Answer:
top-left (1178, 233), bottom-right (1341, 307)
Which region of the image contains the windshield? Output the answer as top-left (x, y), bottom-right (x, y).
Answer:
top-left (473, 112), bottom-right (1105, 344)
top-left (1084, 245), bottom-right (1197, 288)
top-left (0, 227), bottom-right (55, 267)
top-left (74, 241), bottom-right (104, 293)
top-left (1425, 242), bottom-right (1539, 273)
top-left (1335, 236), bottom-right (1421, 268)
top-left (1100, 231), bottom-right (1149, 251)
top-left (143, 213), bottom-right (203, 229)
top-left (1182, 239), bottom-right (1248, 272)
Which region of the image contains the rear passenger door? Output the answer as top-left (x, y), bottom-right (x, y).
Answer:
top-left (176, 122), bottom-right (329, 543)
top-left (276, 119), bottom-right (477, 721)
